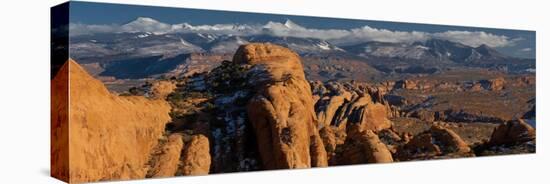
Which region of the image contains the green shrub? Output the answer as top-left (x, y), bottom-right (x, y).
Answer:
top-left (207, 60), bottom-right (249, 93)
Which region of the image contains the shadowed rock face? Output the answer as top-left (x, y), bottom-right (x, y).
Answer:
top-left (52, 60), bottom-right (172, 183)
top-left (489, 119), bottom-right (535, 145)
top-left (396, 125), bottom-right (472, 161)
top-left (236, 43), bottom-right (328, 169)
top-left (347, 99), bottom-right (392, 133)
top-left (316, 95), bottom-right (346, 128)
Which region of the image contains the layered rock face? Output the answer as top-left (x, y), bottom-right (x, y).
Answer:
top-left (235, 43), bottom-right (328, 169)
top-left (52, 60), bottom-right (172, 183)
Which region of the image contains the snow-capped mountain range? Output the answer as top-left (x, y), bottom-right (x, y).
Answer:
top-left (70, 17), bottom-right (519, 48)
top-left (69, 17), bottom-right (534, 75)
top-left (69, 19), bottom-right (349, 62)
top-left (343, 39), bottom-right (510, 63)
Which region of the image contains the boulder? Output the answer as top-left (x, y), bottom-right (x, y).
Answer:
top-left (180, 135), bottom-right (211, 175)
top-left (360, 103), bottom-right (393, 131)
top-left (146, 134), bottom-right (184, 178)
top-left (394, 80), bottom-right (418, 90)
top-left (396, 125), bottom-right (471, 161)
top-left (489, 119), bottom-right (536, 145)
top-left (359, 130), bottom-right (394, 163)
top-left (489, 77), bottom-right (506, 91)
top-left (237, 43), bottom-right (328, 169)
top-left (337, 128), bottom-right (393, 164)
top-left (405, 80), bottom-right (418, 90)
top-left (470, 83), bottom-right (483, 92)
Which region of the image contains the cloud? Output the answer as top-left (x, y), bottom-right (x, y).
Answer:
top-left (70, 17), bottom-right (263, 36)
top-left (520, 48), bottom-right (532, 52)
top-left (432, 31), bottom-right (515, 48)
top-left (262, 20), bottom-right (351, 41)
top-left (69, 23), bottom-right (120, 36)
top-left (70, 17), bottom-right (519, 48)
top-left (340, 26), bottom-right (430, 45)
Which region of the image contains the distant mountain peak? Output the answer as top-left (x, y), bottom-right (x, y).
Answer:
top-left (122, 17), bottom-right (171, 34)
top-left (135, 17), bottom-right (157, 22)
top-left (341, 38), bottom-right (514, 63)
top-left (475, 44), bottom-right (503, 57)
top-left (128, 17), bottom-right (162, 25)
top-left (475, 44), bottom-right (494, 52)
top-left (283, 19), bottom-right (302, 29)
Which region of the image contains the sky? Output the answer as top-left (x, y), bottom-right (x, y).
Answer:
top-left (67, 1), bottom-right (535, 59)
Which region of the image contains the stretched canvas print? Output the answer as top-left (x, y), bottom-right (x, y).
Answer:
top-left (51, 1), bottom-right (536, 183)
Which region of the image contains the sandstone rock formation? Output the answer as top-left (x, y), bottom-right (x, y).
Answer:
top-left (319, 127), bottom-right (336, 154)
top-left (489, 119), bottom-right (536, 145)
top-left (334, 95), bottom-right (392, 133)
top-left (51, 59), bottom-right (70, 182)
top-left (358, 102), bottom-right (393, 132)
top-left (337, 128), bottom-right (393, 164)
top-left (316, 95), bottom-right (346, 128)
top-left (394, 80), bottom-right (418, 90)
top-left (310, 80), bottom-right (397, 165)
top-left (311, 81), bottom-right (392, 134)
top-left (488, 77), bottom-right (506, 91)
top-left (180, 134), bottom-right (211, 175)
top-left (396, 125), bottom-right (472, 161)
top-left (359, 130), bottom-right (394, 163)
top-left (51, 60), bottom-right (172, 183)
top-left (236, 43), bottom-right (328, 169)
top-left (146, 134), bottom-right (184, 178)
